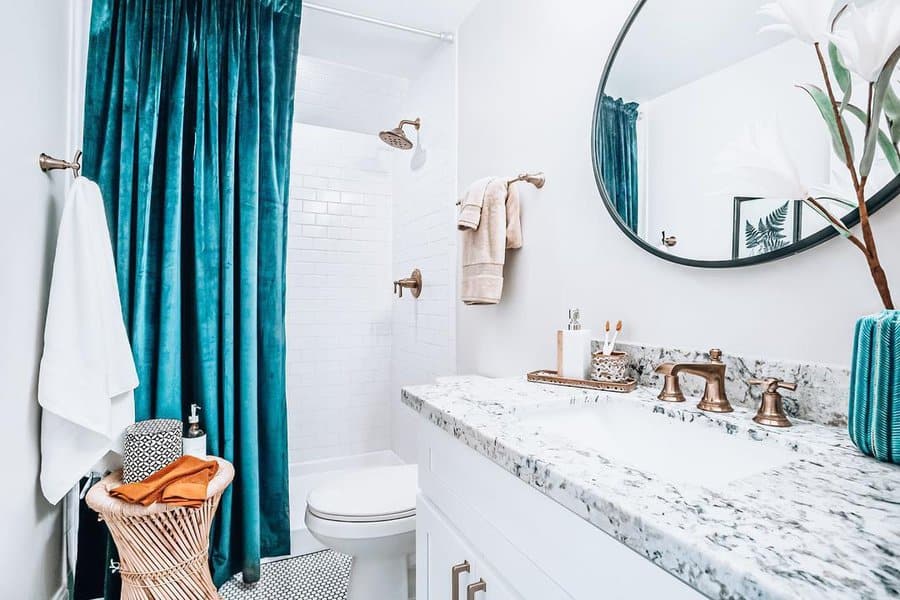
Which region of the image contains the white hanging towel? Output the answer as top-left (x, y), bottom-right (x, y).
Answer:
top-left (39, 177), bottom-right (139, 505)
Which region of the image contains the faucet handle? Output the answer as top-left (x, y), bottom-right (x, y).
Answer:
top-left (748, 377), bottom-right (796, 427)
top-left (708, 348), bottom-right (723, 362)
top-left (748, 378), bottom-right (796, 393)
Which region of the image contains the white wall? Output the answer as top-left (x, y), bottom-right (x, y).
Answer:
top-left (295, 55), bottom-right (408, 135)
top-left (390, 44), bottom-right (459, 463)
top-left (0, 1), bottom-right (68, 597)
top-left (456, 0), bottom-right (900, 373)
top-left (623, 40), bottom-right (829, 260)
top-left (286, 124), bottom-right (395, 463)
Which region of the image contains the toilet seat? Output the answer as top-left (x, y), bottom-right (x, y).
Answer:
top-left (307, 464), bottom-right (417, 524)
top-left (304, 464), bottom-right (417, 600)
top-left (305, 509), bottom-right (415, 541)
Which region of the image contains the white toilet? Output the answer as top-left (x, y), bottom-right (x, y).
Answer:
top-left (305, 464), bottom-right (417, 600)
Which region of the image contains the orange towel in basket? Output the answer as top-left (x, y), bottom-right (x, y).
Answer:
top-left (109, 455), bottom-right (220, 508)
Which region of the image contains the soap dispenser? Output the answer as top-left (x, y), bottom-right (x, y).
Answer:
top-left (557, 308), bottom-right (592, 380)
top-left (183, 404), bottom-right (207, 458)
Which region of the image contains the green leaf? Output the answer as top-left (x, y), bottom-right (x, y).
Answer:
top-left (817, 195), bottom-right (858, 210)
top-left (765, 201), bottom-right (789, 231)
top-left (797, 83), bottom-right (854, 165)
top-left (745, 220), bottom-right (762, 249)
top-left (829, 42), bottom-right (852, 112)
top-left (745, 202), bottom-right (790, 254)
top-left (804, 198), bottom-right (852, 238)
top-left (861, 45), bottom-right (900, 177)
top-left (844, 104), bottom-right (900, 175)
top-left (885, 83), bottom-right (900, 145)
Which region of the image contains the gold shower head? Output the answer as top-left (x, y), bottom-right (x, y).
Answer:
top-left (379, 118), bottom-right (420, 150)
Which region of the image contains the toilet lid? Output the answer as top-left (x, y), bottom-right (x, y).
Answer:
top-left (307, 464), bottom-right (417, 523)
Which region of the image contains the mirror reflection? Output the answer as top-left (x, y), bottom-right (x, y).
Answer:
top-left (596, 0), bottom-right (900, 263)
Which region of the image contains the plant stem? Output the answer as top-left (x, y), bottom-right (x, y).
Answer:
top-left (815, 43), bottom-right (861, 191)
top-left (814, 43), bottom-right (895, 310)
top-left (856, 175), bottom-right (894, 309)
top-left (804, 197), bottom-right (867, 252)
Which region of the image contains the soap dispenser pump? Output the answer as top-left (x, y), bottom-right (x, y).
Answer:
top-left (183, 404), bottom-right (207, 458)
top-left (557, 308), bottom-right (592, 380)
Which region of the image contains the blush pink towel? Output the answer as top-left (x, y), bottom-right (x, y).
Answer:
top-left (457, 178), bottom-right (522, 304)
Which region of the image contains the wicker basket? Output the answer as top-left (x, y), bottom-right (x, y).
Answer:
top-left (86, 457), bottom-right (234, 600)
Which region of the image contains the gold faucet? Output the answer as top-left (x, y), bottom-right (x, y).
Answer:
top-left (654, 348), bottom-right (733, 413)
top-left (393, 268), bottom-right (422, 298)
top-left (748, 377), bottom-right (796, 427)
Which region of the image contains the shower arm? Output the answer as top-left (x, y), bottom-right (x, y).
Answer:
top-left (397, 119), bottom-right (420, 132)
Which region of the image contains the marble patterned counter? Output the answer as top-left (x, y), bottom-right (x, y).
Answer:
top-left (402, 376), bottom-right (900, 600)
top-left (614, 342), bottom-right (851, 426)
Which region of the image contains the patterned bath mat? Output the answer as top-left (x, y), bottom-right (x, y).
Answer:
top-left (219, 550), bottom-right (351, 600)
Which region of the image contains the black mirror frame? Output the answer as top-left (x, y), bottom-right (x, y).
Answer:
top-left (591, 0), bottom-right (900, 269)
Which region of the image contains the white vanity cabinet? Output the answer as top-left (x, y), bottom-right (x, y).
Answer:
top-left (418, 497), bottom-right (519, 600)
top-left (415, 420), bottom-right (706, 600)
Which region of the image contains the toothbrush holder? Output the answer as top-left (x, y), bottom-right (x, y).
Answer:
top-left (591, 351), bottom-right (629, 383)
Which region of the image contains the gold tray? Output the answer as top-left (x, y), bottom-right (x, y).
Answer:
top-left (526, 370), bottom-right (637, 393)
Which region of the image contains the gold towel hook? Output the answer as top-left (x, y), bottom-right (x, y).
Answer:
top-left (39, 149), bottom-right (82, 178)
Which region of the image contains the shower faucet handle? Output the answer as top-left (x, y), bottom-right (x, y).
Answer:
top-left (393, 269), bottom-right (422, 299)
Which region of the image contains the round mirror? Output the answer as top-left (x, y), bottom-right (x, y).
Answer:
top-left (593, 0), bottom-right (900, 267)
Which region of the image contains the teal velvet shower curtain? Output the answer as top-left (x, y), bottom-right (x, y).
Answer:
top-left (597, 95), bottom-right (640, 233)
top-left (82, 0), bottom-right (301, 589)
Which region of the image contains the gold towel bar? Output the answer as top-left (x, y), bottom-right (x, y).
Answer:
top-left (39, 150), bottom-right (82, 178)
top-left (508, 171), bottom-right (545, 188)
top-left (456, 172), bottom-right (545, 205)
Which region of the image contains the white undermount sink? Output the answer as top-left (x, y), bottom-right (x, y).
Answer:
top-left (517, 396), bottom-right (800, 489)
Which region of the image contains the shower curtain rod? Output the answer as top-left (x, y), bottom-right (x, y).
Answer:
top-left (302, 2), bottom-right (454, 43)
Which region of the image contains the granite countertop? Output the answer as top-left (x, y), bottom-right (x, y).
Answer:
top-left (401, 376), bottom-right (900, 600)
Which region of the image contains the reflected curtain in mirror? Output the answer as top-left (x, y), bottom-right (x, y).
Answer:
top-left (82, 0), bottom-right (302, 593)
top-left (598, 96), bottom-right (640, 233)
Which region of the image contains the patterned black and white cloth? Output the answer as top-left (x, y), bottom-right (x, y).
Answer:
top-left (122, 418), bottom-right (183, 483)
top-left (219, 551), bottom-right (351, 600)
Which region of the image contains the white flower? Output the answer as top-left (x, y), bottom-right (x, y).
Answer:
top-left (758, 0), bottom-right (837, 44)
top-left (829, 0), bottom-right (900, 82)
top-left (717, 122), bottom-right (812, 200)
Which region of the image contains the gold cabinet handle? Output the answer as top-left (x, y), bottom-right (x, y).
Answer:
top-left (451, 561), bottom-right (470, 599)
top-left (467, 578), bottom-right (487, 600)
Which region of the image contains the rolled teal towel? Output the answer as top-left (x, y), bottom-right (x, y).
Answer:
top-left (849, 310), bottom-right (900, 463)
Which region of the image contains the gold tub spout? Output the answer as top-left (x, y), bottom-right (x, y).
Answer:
top-left (654, 348), bottom-right (732, 413)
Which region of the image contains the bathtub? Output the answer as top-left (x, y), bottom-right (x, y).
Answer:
top-left (289, 450), bottom-right (406, 556)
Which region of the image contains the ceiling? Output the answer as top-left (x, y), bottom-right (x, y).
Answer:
top-left (298, 0), bottom-right (482, 79)
top-left (605, 0), bottom-right (791, 102)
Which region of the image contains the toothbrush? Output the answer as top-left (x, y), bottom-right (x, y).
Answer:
top-left (607, 320), bottom-right (623, 355)
top-left (602, 321), bottom-right (611, 355)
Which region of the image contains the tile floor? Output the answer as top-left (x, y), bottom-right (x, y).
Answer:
top-left (219, 550), bottom-right (415, 600)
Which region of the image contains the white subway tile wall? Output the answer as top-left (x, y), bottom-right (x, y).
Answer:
top-left (286, 123), bottom-right (395, 463)
top-left (288, 51), bottom-right (457, 465)
top-left (390, 46), bottom-right (458, 463)
top-left (294, 55), bottom-right (408, 136)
